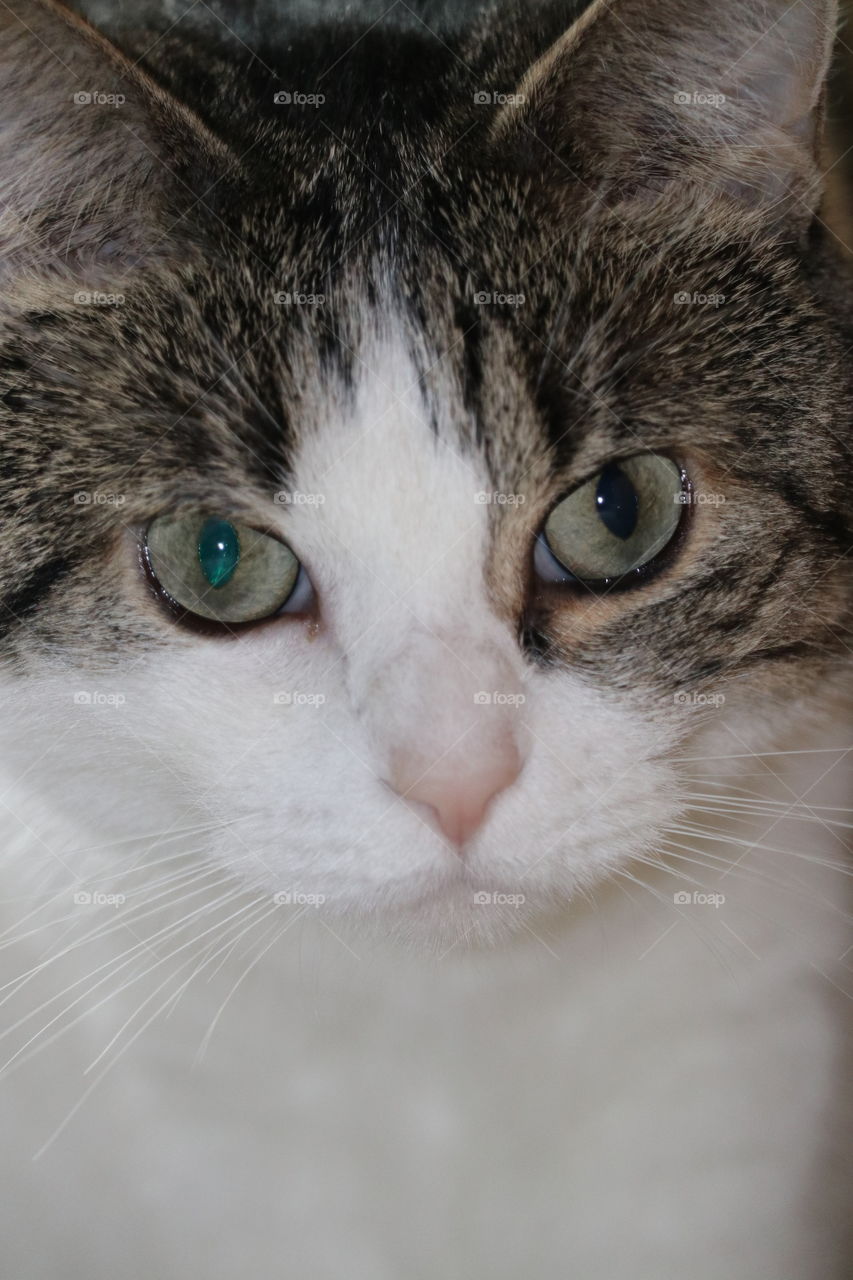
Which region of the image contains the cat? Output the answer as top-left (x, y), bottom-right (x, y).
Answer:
top-left (0, 0), bottom-right (850, 1276)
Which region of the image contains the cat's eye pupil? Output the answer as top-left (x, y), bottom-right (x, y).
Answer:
top-left (198, 517), bottom-right (240, 588)
top-left (595, 463), bottom-right (638, 541)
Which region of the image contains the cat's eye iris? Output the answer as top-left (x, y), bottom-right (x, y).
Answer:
top-left (144, 514), bottom-right (311, 623)
top-left (536, 454), bottom-right (685, 587)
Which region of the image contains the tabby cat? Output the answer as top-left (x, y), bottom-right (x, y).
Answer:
top-left (0, 1), bottom-right (850, 1276)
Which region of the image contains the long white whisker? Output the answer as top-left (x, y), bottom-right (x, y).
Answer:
top-left (0, 863), bottom-right (225, 1007)
top-left (84, 894), bottom-right (268, 1075)
top-left (194, 909), bottom-right (309, 1066)
top-left (1, 886), bottom-right (249, 1085)
top-left (0, 876), bottom-right (239, 1061)
top-left (611, 868), bottom-right (737, 979)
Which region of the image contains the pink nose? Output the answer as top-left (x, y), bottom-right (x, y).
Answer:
top-left (390, 741), bottom-right (522, 848)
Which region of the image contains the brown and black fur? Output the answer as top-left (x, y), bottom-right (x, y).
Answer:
top-left (0, 0), bottom-right (850, 715)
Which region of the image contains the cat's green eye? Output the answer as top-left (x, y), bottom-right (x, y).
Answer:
top-left (536, 454), bottom-right (685, 587)
top-left (144, 514), bottom-right (309, 623)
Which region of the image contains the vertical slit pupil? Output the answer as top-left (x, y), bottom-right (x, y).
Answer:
top-left (595, 463), bottom-right (639, 540)
top-left (198, 518), bottom-right (240, 588)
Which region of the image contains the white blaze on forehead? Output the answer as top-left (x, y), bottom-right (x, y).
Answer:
top-left (284, 322), bottom-right (497, 637)
top-left (278, 321), bottom-right (529, 841)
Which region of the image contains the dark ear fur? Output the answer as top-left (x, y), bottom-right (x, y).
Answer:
top-left (493, 0), bottom-right (839, 233)
top-left (0, 0), bottom-right (230, 295)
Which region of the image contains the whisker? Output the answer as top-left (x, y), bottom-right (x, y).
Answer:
top-left (675, 747), bottom-right (851, 761)
top-left (84, 894), bottom-right (268, 1075)
top-left (667, 822), bottom-right (852, 876)
top-left (163, 899), bottom-right (279, 1019)
top-left (611, 867), bottom-right (737, 978)
top-left (1, 884), bottom-right (250, 1085)
top-left (0, 863), bottom-right (225, 1007)
top-left (658, 838), bottom-right (852, 925)
top-left (0, 875), bottom-right (239, 1062)
top-left (192, 912), bottom-right (296, 1064)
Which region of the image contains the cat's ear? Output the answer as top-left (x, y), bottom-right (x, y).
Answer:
top-left (493, 0), bottom-right (839, 231)
top-left (0, 0), bottom-right (226, 292)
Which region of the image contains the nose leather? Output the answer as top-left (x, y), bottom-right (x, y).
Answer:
top-left (389, 736), bottom-right (522, 846)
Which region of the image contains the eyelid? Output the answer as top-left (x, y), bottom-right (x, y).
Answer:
top-left (550, 451), bottom-right (685, 505)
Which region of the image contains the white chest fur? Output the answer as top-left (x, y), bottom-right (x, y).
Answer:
top-left (0, 749), bottom-right (848, 1280)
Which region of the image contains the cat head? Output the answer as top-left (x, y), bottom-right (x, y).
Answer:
top-left (0, 0), bottom-right (849, 945)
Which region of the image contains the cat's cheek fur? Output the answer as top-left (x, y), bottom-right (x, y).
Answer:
top-left (0, 654), bottom-right (678, 938)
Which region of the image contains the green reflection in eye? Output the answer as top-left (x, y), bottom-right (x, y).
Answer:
top-left (198, 517), bottom-right (240, 588)
top-left (145, 513), bottom-right (301, 623)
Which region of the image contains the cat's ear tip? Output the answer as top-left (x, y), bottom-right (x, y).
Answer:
top-left (489, 0), bottom-right (841, 232)
top-left (0, 0), bottom-right (235, 289)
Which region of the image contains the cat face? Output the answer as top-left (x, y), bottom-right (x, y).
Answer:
top-left (0, 0), bottom-right (849, 944)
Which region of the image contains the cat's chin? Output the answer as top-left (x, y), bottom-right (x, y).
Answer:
top-left (298, 870), bottom-right (589, 954)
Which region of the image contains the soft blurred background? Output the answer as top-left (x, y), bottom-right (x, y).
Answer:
top-left (834, 0), bottom-right (853, 158)
top-left (828, 1), bottom-right (853, 254)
